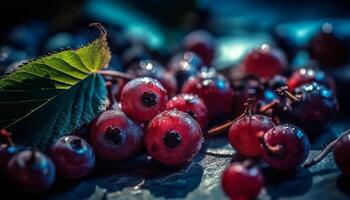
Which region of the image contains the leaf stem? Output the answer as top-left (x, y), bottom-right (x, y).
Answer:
top-left (98, 70), bottom-right (134, 80)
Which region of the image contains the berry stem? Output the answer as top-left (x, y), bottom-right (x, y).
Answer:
top-left (257, 131), bottom-right (284, 157)
top-left (97, 70), bottom-right (134, 80)
top-left (0, 129), bottom-right (15, 147)
top-left (105, 81), bottom-right (116, 105)
top-left (206, 97), bottom-right (255, 137)
top-left (276, 86), bottom-right (301, 102)
top-left (259, 99), bottom-right (280, 113)
top-left (29, 150), bottom-right (38, 164)
top-left (303, 128), bottom-right (350, 168)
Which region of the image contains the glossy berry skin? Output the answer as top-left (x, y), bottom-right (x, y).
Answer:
top-left (145, 110), bottom-right (202, 165)
top-left (333, 133), bottom-right (350, 175)
top-left (222, 162), bottom-right (264, 200)
top-left (291, 82), bottom-right (338, 135)
top-left (167, 51), bottom-right (203, 88)
top-left (0, 144), bottom-right (27, 172)
top-left (48, 135), bottom-right (95, 179)
top-left (166, 94), bottom-right (208, 129)
top-left (90, 110), bottom-right (143, 161)
top-left (288, 67), bottom-right (335, 92)
top-left (181, 68), bottom-right (234, 120)
top-left (228, 114), bottom-right (275, 157)
top-left (127, 60), bottom-right (177, 97)
top-left (261, 124), bottom-right (310, 171)
top-left (308, 29), bottom-right (348, 68)
top-left (120, 77), bottom-right (168, 123)
top-left (183, 30), bottom-right (215, 65)
top-left (7, 150), bottom-right (55, 194)
top-left (242, 44), bottom-right (287, 78)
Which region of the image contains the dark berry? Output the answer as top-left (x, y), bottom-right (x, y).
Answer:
top-left (288, 67), bottom-right (335, 92)
top-left (308, 23), bottom-right (348, 68)
top-left (289, 82), bottom-right (338, 135)
top-left (7, 150), bottom-right (55, 194)
top-left (145, 110), bottom-right (202, 165)
top-left (333, 133), bottom-right (350, 175)
top-left (242, 44), bottom-right (287, 78)
top-left (167, 51), bottom-right (203, 88)
top-left (268, 75), bottom-right (288, 91)
top-left (232, 76), bottom-right (265, 116)
top-left (127, 60), bottom-right (177, 97)
top-left (182, 68), bottom-right (234, 120)
top-left (0, 129), bottom-right (27, 171)
top-left (260, 124), bottom-right (310, 171)
top-left (120, 77), bottom-right (168, 123)
top-left (121, 45), bottom-right (151, 68)
top-left (166, 94), bottom-right (208, 129)
top-left (48, 135), bottom-right (95, 179)
top-left (90, 110), bottom-right (143, 161)
top-left (222, 161), bottom-right (264, 200)
top-left (183, 30), bottom-right (215, 65)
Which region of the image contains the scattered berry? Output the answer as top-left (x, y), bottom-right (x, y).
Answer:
top-left (90, 110), bottom-right (143, 161)
top-left (222, 161), bottom-right (264, 200)
top-left (333, 132), bottom-right (350, 175)
top-left (120, 77), bottom-right (168, 123)
top-left (228, 99), bottom-right (275, 157)
top-left (183, 30), bottom-right (215, 65)
top-left (288, 67), bottom-right (335, 92)
top-left (308, 23), bottom-right (348, 67)
top-left (48, 135), bottom-right (95, 179)
top-left (242, 44), bottom-right (287, 78)
top-left (182, 68), bottom-right (234, 120)
top-left (7, 150), bottom-right (56, 194)
top-left (167, 51), bottom-right (203, 88)
top-left (260, 124), bottom-right (310, 170)
top-left (128, 59), bottom-right (177, 97)
top-left (166, 94), bottom-right (208, 129)
top-left (145, 110), bottom-right (202, 165)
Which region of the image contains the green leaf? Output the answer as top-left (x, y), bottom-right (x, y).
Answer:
top-left (0, 24), bottom-right (111, 149)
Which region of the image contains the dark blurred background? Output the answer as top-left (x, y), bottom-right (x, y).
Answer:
top-left (1, 0), bottom-right (350, 29)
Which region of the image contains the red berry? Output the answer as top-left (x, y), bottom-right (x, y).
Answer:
top-left (181, 68), bottom-right (234, 120)
top-left (260, 124), bottom-right (310, 171)
top-left (128, 60), bottom-right (178, 97)
top-left (229, 114), bottom-right (275, 157)
top-left (287, 67), bottom-right (335, 92)
top-left (120, 77), bottom-right (168, 123)
top-left (90, 110), bottom-right (143, 161)
top-left (145, 110), bottom-right (202, 165)
top-left (308, 23), bottom-right (348, 68)
top-left (222, 162), bottom-right (264, 200)
top-left (333, 133), bottom-right (350, 175)
top-left (166, 94), bottom-right (208, 129)
top-left (242, 44), bottom-right (287, 78)
top-left (183, 30), bottom-right (215, 65)
top-left (7, 150), bottom-right (56, 194)
top-left (48, 135), bottom-right (95, 179)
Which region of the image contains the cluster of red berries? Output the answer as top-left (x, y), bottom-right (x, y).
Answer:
top-left (0, 24), bottom-right (349, 200)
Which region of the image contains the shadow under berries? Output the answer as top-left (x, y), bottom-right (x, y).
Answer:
top-left (263, 167), bottom-right (313, 199)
